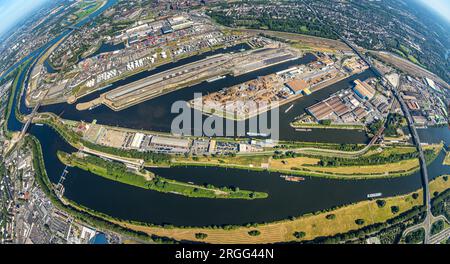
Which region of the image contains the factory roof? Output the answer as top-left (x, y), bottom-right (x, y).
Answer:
top-left (353, 79), bottom-right (375, 99)
top-left (130, 133), bottom-right (145, 148)
top-left (150, 136), bottom-right (190, 148)
top-left (286, 79), bottom-right (308, 92)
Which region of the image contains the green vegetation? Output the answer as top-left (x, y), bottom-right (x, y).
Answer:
top-left (405, 228), bottom-right (425, 244)
top-left (293, 231), bottom-right (306, 239)
top-left (431, 188), bottom-right (450, 221)
top-left (74, 1), bottom-right (102, 22)
top-left (290, 120), bottom-right (365, 130)
top-left (195, 233), bottom-right (208, 240)
top-left (315, 148), bottom-right (436, 167)
top-left (430, 220), bottom-right (444, 236)
top-left (384, 113), bottom-right (406, 137)
top-left (355, 219), bottom-right (365, 225)
top-left (24, 135), bottom-right (177, 244)
top-left (248, 230), bottom-right (261, 236)
top-left (208, 9), bottom-right (337, 40)
top-left (390, 205), bottom-right (400, 214)
top-left (368, 119), bottom-right (384, 136)
top-left (325, 214), bottom-right (336, 220)
top-left (57, 151), bottom-right (268, 200)
top-left (376, 199), bottom-right (386, 208)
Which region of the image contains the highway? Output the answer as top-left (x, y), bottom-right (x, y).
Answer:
top-left (403, 215), bottom-right (449, 244)
top-left (346, 42), bottom-right (432, 243)
top-left (302, 0), bottom-right (432, 243)
top-left (429, 228), bottom-right (450, 244)
top-left (19, 101), bottom-right (42, 139)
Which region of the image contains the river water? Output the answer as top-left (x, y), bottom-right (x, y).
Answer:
top-left (6, 0), bottom-right (450, 226)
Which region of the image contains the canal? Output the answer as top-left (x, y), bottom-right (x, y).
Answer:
top-left (5, 0), bottom-right (450, 227)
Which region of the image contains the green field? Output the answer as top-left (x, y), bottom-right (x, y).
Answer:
top-left (57, 151), bottom-right (268, 200)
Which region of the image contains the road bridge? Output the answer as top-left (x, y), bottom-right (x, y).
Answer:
top-left (301, 0), bottom-right (432, 243)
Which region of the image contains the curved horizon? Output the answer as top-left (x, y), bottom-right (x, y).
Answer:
top-left (418, 0), bottom-right (450, 23)
top-left (0, 0), bottom-right (49, 39)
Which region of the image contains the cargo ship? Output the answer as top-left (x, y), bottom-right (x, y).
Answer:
top-left (367, 192), bottom-right (382, 198)
top-left (280, 175), bottom-right (305, 182)
top-left (246, 132), bottom-right (270, 137)
top-left (206, 75), bottom-right (226, 83)
top-left (284, 104), bottom-right (294, 113)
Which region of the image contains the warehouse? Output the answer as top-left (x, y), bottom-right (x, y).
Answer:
top-left (306, 96), bottom-right (350, 121)
top-left (285, 79), bottom-right (309, 95)
top-left (353, 79), bottom-right (375, 100)
top-left (150, 136), bottom-right (190, 152)
top-left (130, 133), bottom-right (145, 149)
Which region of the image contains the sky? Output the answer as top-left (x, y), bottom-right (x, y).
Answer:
top-left (0, 0), bottom-right (448, 39)
top-left (0, 0), bottom-right (49, 38)
top-left (419, 0), bottom-right (450, 22)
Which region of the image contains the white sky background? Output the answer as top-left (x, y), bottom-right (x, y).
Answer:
top-left (0, 0), bottom-right (49, 37)
top-left (419, 0), bottom-right (450, 22)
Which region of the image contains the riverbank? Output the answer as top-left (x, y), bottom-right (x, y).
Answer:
top-left (24, 134), bottom-right (176, 244)
top-left (24, 125), bottom-right (450, 243)
top-left (33, 113), bottom-right (442, 180)
top-left (290, 121), bottom-right (366, 131)
top-left (170, 143), bottom-right (442, 180)
top-left (116, 175), bottom-right (450, 243)
top-left (57, 151), bottom-right (268, 200)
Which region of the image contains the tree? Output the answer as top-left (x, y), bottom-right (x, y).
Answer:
top-left (431, 220), bottom-right (444, 236)
top-left (195, 233), bottom-right (208, 240)
top-left (355, 219), bottom-right (365, 225)
top-left (405, 228), bottom-right (425, 244)
top-left (320, 119), bottom-right (332, 126)
top-left (376, 199), bottom-right (386, 208)
top-left (391, 206), bottom-right (400, 214)
top-left (325, 214), bottom-right (336, 220)
top-left (248, 230), bottom-right (261, 236)
top-left (293, 231), bottom-right (306, 239)
top-left (412, 193), bottom-right (419, 200)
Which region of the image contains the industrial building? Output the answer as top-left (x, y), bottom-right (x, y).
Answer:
top-left (130, 133), bottom-right (145, 148)
top-left (306, 96), bottom-right (350, 121)
top-left (285, 79), bottom-right (309, 95)
top-left (149, 136), bottom-right (190, 152)
top-left (353, 79), bottom-right (376, 100)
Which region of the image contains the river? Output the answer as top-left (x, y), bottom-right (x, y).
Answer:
top-left (5, 0), bottom-right (450, 227)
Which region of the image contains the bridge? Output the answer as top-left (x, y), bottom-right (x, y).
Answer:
top-left (301, 0), bottom-right (432, 243)
top-left (55, 165), bottom-right (69, 198)
top-left (340, 36), bottom-right (432, 244)
top-left (19, 89), bottom-right (49, 139)
top-left (19, 101), bottom-right (42, 139)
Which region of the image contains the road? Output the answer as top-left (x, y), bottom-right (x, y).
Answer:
top-left (302, 0), bottom-right (432, 243)
top-left (403, 215), bottom-right (449, 244)
top-left (429, 228), bottom-right (450, 244)
top-left (351, 45), bottom-right (432, 243)
top-left (19, 101), bottom-right (41, 139)
top-left (238, 126), bottom-right (384, 159)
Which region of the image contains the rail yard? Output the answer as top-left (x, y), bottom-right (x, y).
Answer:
top-left (77, 44), bottom-right (301, 111)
